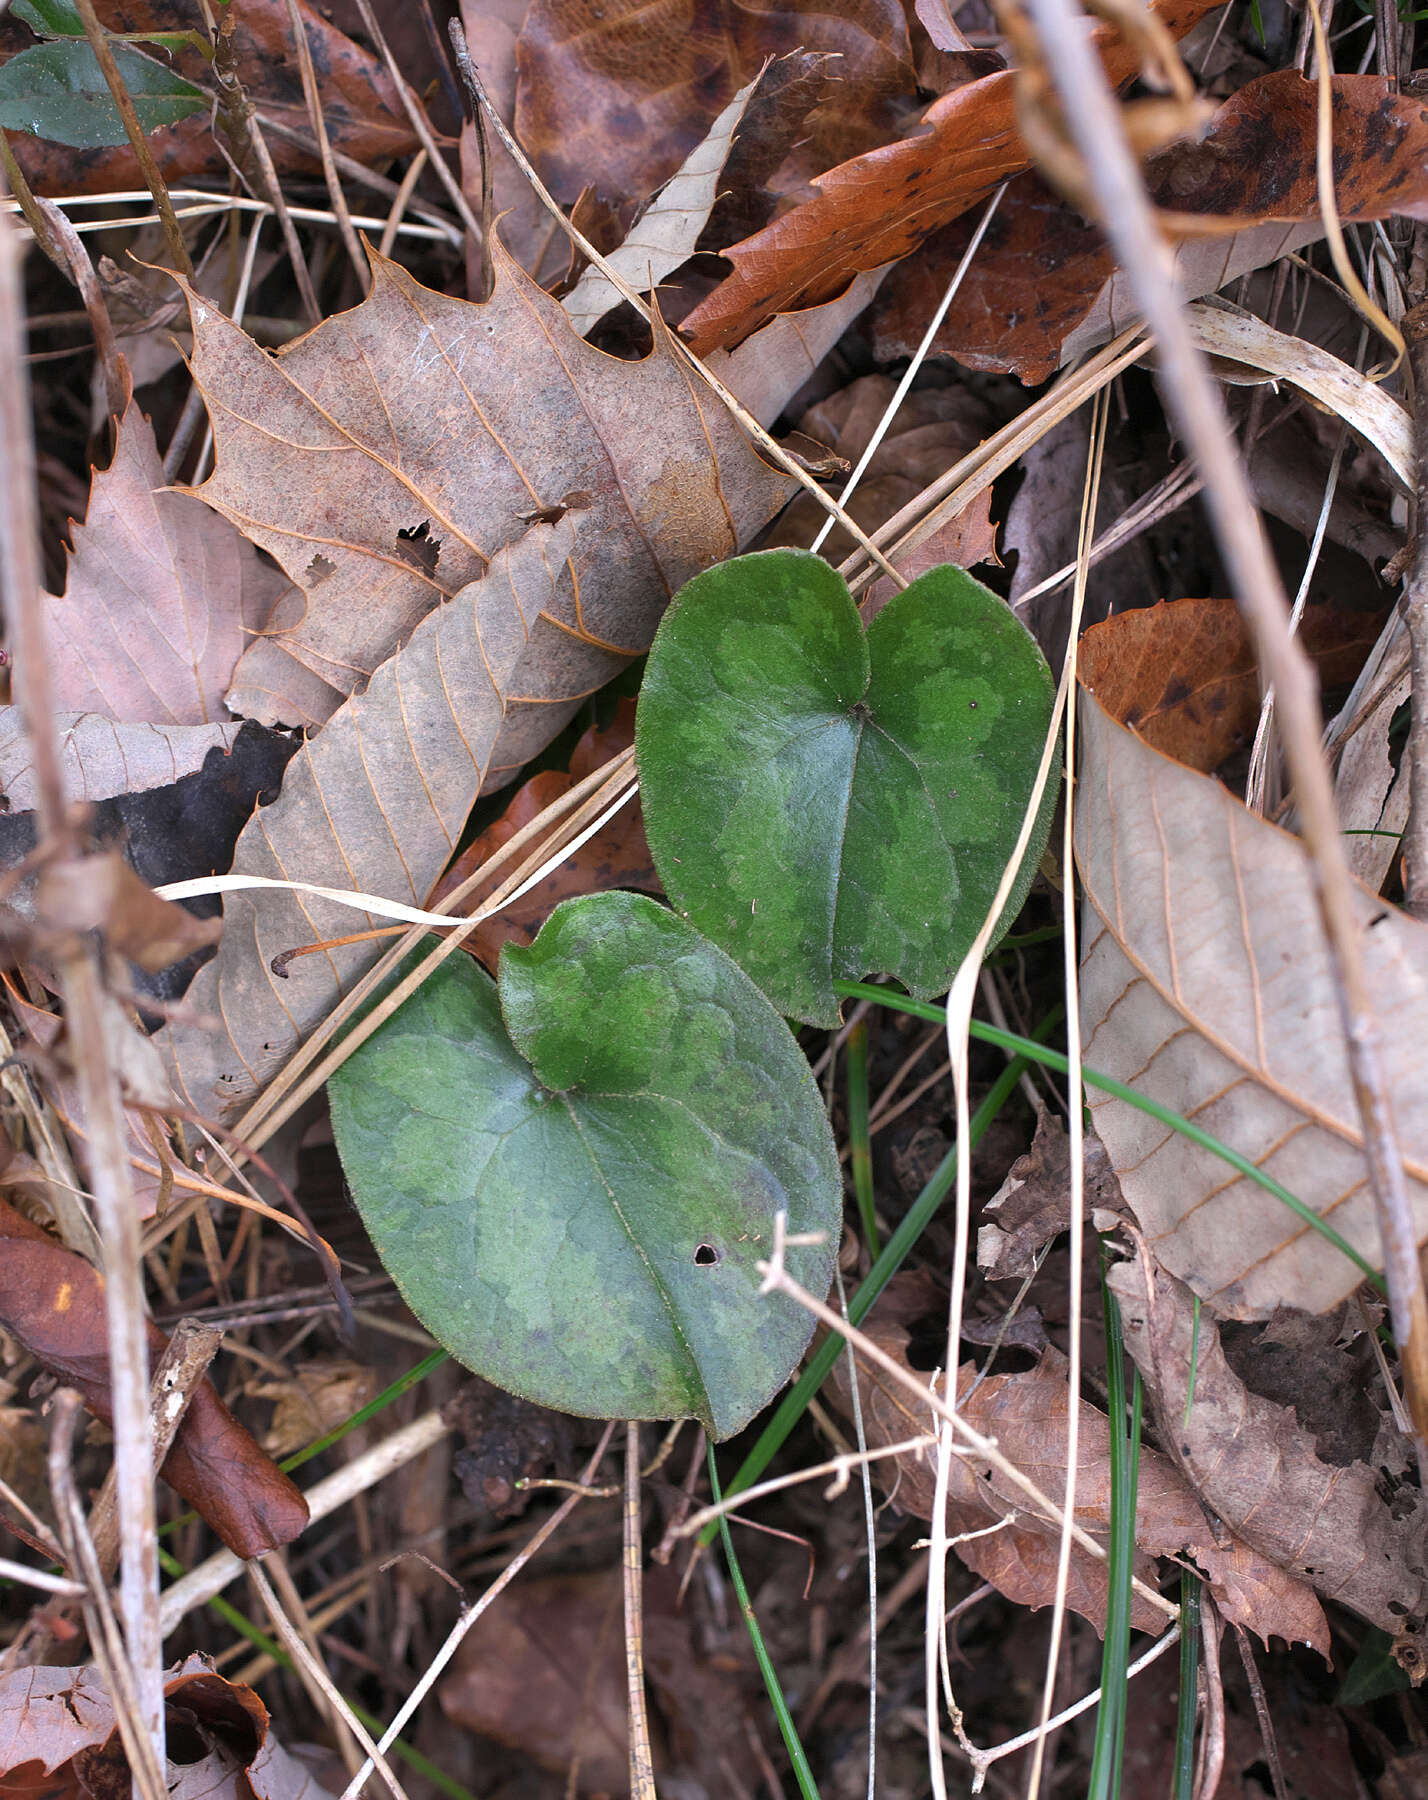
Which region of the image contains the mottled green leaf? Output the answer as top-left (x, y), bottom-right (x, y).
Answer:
top-left (328, 892), bottom-right (840, 1438)
top-left (636, 549), bottom-right (1058, 1026)
top-left (0, 39), bottom-right (204, 148)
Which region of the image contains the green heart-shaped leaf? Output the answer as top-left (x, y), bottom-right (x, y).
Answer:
top-left (328, 892), bottom-right (840, 1438)
top-left (636, 550), bottom-right (1058, 1026)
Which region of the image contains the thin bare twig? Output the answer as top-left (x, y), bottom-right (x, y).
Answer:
top-left (282, 0), bottom-right (368, 292)
top-left (1023, 0), bottom-right (1428, 1465)
top-left (70, 0), bottom-right (193, 281)
top-left (1399, 301), bottom-right (1428, 916)
top-left (624, 1424), bottom-right (658, 1800)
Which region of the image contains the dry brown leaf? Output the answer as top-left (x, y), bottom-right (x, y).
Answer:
top-left (0, 1656), bottom-right (335, 1800)
top-left (4, 0), bottom-right (417, 198)
top-left (1108, 1256), bottom-right (1428, 1651)
top-left (186, 240), bottom-right (791, 734)
top-left (680, 0), bottom-right (1222, 355)
top-left (0, 712), bottom-right (240, 812)
top-left (514, 0), bottom-right (915, 212)
top-left (825, 1273), bottom-right (1328, 1649)
top-left (159, 519), bottom-right (589, 1120)
top-left (1075, 627), bottom-right (1428, 1319)
top-left (46, 399), bottom-right (287, 729)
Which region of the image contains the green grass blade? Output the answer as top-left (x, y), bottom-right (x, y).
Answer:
top-left (707, 1444), bottom-right (822, 1800)
top-left (699, 1008), bottom-right (1061, 1544)
top-left (832, 980), bottom-right (1382, 1291)
top-left (1173, 1572), bottom-right (1202, 1800)
top-left (1088, 1270), bottom-right (1141, 1800)
top-left (845, 1019), bottom-right (880, 1256)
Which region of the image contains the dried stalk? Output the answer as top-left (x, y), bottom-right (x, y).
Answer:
top-left (624, 1424), bottom-right (657, 1800)
top-left (1400, 301), bottom-right (1428, 917)
top-left (282, 0), bottom-right (368, 292)
top-left (0, 203), bottom-right (165, 1775)
top-left (1023, 0), bottom-right (1428, 1461)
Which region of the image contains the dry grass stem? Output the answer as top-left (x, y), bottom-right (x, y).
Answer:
top-left (282, 0), bottom-right (369, 292)
top-left (624, 1424), bottom-right (658, 1800)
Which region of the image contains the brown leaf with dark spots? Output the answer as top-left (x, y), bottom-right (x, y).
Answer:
top-left (826, 1272), bottom-right (1330, 1650)
top-left (871, 72), bottom-right (1428, 382)
top-left (0, 1655), bottom-right (336, 1800)
top-left (427, 698), bottom-right (659, 974)
top-left (3, 0), bottom-right (417, 198)
top-left (680, 0), bottom-right (1223, 355)
top-left (515, 0), bottom-right (915, 213)
top-left (1077, 595), bottom-right (1386, 776)
top-left (1109, 1256), bottom-right (1428, 1655)
top-left (0, 1200), bottom-right (307, 1560)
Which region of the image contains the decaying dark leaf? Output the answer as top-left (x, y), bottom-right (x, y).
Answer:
top-left (443, 1373), bottom-right (576, 1519)
top-left (0, 1199), bottom-right (307, 1560)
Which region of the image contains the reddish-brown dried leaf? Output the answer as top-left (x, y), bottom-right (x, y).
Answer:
top-left (0, 1200), bottom-right (307, 1560)
top-left (872, 72), bottom-right (1428, 381)
top-left (826, 1273), bottom-right (1330, 1650)
top-left (680, 0), bottom-right (1223, 354)
top-left (427, 698), bottom-right (659, 972)
top-left (4, 0), bottom-right (417, 198)
top-left (1109, 1257), bottom-right (1428, 1655)
top-left (0, 1656), bottom-right (335, 1800)
top-left (515, 0), bottom-right (916, 213)
top-left (1077, 595), bottom-right (1386, 775)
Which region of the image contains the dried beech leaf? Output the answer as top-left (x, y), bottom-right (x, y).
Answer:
top-left (45, 398), bottom-right (287, 727)
top-left (562, 73), bottom-right (762, 337)
top-left (5, 0), bottom-right (416, 197)
top-left (825, 1274), bottom-right (1328, 1648)
top-left (515, 0), bottom-right (915, 211)
top-left (0, 710), bottom-right (240, 810)
top-left (872, 72), bottom-right (1428, 382)
top-left (186, 240), bottom-right (791, 733)
top-left (0, 1199), bottom-right (307, 1558)
top-left (1075, 622), bottom-right (1428, 1318)
top-left (0, 1656), bottom-right (335, 1800)
top-left (1109, 1257), bottom-right (1428, 1647)
top-left (680, 0), bottom-right (1222, 354)
top-left (159, 520), bottom-right (592, 1121)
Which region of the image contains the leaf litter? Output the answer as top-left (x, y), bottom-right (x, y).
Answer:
top-left (6, 0), bottom-right (1428, 1790)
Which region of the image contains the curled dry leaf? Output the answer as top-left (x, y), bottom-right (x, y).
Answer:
top-left (1075, 605), bottom-right (1428, 1319)
top-left (1108, 1256), bottom-right (1428, 1656)
top-left (186, 239), bottom-right (792, 733)
top-left (0, 1655), bottom-right (336, 1800)
top-left (680, 0), bottom-right (1222, 355)
top-left (426, 697), bottom-right (659, 973)
top-left (872, 71), bottom-right (1428, 381)
top-left (0, 1198), bottom-right (307, 1559)
top-left (515, 0), bottom-right (915, 211)
top-left (977, 1107), bottom-right (1119, 1282)
top-left (4, 0), bottom-right (416, 197)
top-left (824, 1274), bottom-right (1329, 1648)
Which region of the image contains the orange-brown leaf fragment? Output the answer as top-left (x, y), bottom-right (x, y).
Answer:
top-left (680, 0), bottom-right (1224, 355)
top-left (0, 1201), bottom-right (307, 1560)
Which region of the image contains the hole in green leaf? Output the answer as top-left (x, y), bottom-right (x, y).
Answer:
top-left (693, 1243), bottom-right (720, 1266)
